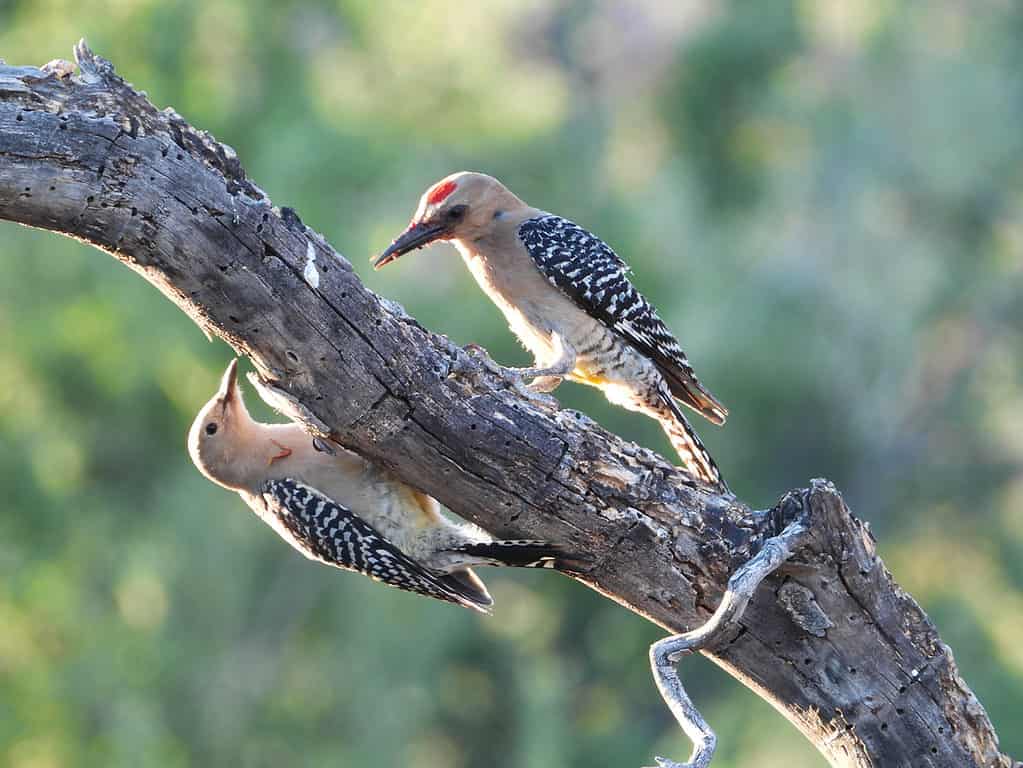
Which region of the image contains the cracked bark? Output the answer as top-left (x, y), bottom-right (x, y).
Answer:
top-left (0, 43), bottom-right (1016, 768)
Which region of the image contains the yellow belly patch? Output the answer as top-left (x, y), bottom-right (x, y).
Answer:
top-left (572, 367), bottom-right (610, 387)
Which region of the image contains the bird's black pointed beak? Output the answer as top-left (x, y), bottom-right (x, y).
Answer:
top-left (373, 221), bottom-right (448, 270)
top-left (217, 358), bottom-right (240, 413)
top-left (218, 359), bottom-right (239, 397)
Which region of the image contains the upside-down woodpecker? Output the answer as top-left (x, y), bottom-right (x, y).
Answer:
top-left (188, 359), bottom-right (569, 612)
top-left (374, 172), bottom-right (728, 489)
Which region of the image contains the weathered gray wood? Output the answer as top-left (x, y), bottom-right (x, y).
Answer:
top-left (0, 42), bottom-right (1015, 768)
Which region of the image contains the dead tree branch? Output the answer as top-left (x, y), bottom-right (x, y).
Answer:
top-left (0, 43), bottom-right (1015, 768)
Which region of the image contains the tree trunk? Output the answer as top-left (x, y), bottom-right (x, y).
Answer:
top-left (0, 43), bottom-right (1015, 768)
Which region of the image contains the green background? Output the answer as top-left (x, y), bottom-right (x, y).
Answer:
top-left (2, 1), bottom-right (1021, 766)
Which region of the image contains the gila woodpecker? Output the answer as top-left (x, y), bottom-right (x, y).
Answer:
top-left (188, 359), bottom-right (569, 612)
top-left (375, 172), bottom-right (728, 489)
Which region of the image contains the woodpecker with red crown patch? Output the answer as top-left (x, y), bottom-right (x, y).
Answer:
top-left (375, 172), bottom-right (728, 490)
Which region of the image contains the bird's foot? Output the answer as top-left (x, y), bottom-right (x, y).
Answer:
top-left (504, 369), bottom-right (560, 408)
top-left (461, 343), bottom-right (494, 368)
top-left (525, 374), bottom-right (563, 393)
top-left (447, 343), bottom-right (500, 382)
top-left (458, 345), bottom-right (559, 408)
top-left (646, 509), bottom-right (811, 768)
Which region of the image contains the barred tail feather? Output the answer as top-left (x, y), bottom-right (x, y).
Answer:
top-left (662, 368), bottom-right (728, 425)
top-left (452, 540), bottom-right (566, 569)
top-left (439, 569), bottom-right (494, 609)
top-left (659, 393), bottom-right (728, 491)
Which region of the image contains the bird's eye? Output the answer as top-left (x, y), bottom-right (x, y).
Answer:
top-left (205, 422), bottom-right (218, 436)
top-left (447, 204), bottom-right (468, 220)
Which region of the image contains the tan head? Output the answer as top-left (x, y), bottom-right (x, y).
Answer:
top-left (187, 359), bottom-right (258, 491)
top-left (373, 172), bottom-right (527, 269)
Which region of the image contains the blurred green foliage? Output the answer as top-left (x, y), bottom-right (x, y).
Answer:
top-left (1, 1), bottom-right (1022, 766)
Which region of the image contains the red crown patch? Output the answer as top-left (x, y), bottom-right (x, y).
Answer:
top-left (426, 180), bottom-right (457, 206)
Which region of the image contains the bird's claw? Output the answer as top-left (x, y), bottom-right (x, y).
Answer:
top-left (457, 345), bottom-right (560, 408)
top-left (454, 343), bottom-right (503, 378)
top-left (506, 370), bottom-right (560, 408)
top-left (527, 374), bottom-right (564, 393)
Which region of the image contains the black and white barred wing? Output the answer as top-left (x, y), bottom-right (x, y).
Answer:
top-left (259, 478), bottom-right (489, 612)
top-left (517, 214), bottom-right (727, 425)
